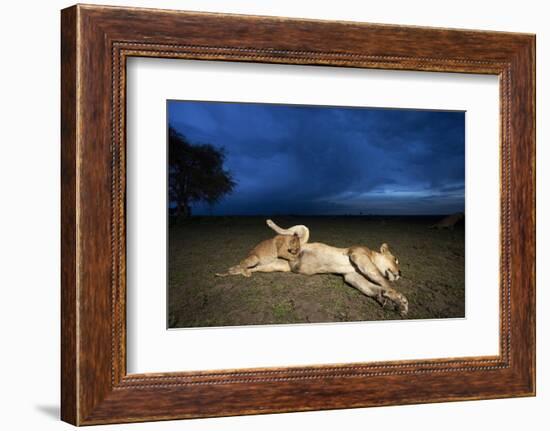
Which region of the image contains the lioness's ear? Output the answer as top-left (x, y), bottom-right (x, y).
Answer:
top-left (380, 243), bottom-right (389, 253)
top-left (293, 233), bottom-right (299, 238)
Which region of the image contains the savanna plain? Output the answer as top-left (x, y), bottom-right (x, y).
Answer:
top-left (168, 216), bottom-right (465, 328)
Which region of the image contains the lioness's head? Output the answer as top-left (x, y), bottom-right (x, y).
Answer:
top-left (373, 243), bottom-right (401, 281)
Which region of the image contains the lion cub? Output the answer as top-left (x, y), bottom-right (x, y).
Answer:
top-left (216, 233), bottom-right (300, 277)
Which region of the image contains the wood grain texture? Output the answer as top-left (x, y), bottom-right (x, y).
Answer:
top-left (60, 4), bottom-right (535, 425)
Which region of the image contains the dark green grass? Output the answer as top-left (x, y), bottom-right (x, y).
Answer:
top-left (168, 216), bottom-right (465, 328)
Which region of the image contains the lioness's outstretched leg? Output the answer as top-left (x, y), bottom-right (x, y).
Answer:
top-left (249, 259), bottom-right (292, 274)
top-left (343, 272), bottom-right (408, 317)
top-left (344, 272), bottom-right (385, 301)
top-left (266, 219), bottom-right (310, 246)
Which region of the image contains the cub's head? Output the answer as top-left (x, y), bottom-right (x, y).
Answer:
top-left (287, 233), bottom-right (301, 256)
top-left (276, 233), bottom-right (301, 260)
top-left (374, 243), bottom-right (402, 281)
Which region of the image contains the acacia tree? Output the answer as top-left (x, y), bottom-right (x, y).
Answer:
top-left (168, 126), bottom-right (236, 218)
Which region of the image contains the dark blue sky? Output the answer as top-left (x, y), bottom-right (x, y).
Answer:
top-left (168, 100), bottom-right (465, 216)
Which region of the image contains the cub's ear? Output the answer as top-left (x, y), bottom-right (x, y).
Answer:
top-left (380, 243), bottom-right (390, 253)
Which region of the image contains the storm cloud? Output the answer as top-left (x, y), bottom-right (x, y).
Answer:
top-left (168, 100), bottom-right (465, 215)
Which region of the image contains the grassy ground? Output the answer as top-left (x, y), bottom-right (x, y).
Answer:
top-left (168, 216), bottom-right (465, 328)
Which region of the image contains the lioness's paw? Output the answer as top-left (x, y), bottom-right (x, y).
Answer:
top-left (395, 293), bottom-right (409, 317)
top-left (383, 290), bottom-right (409, 317)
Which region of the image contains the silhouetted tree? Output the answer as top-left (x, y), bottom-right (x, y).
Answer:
top-left (169, 127), bottom-right (236, 218)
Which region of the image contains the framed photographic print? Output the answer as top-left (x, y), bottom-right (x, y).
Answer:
top-left (61, 4), bottom-right (535, 425)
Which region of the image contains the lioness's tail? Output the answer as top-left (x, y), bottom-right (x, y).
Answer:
top-left (266, 219), bottom-right (310, 246)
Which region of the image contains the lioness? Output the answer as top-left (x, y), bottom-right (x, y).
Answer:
top-left (265, 220), bottom-right (408, 316)
top-left (430, 212), bottom-right (464, 230)
top-left (216, 233), bottom-right (301, 278)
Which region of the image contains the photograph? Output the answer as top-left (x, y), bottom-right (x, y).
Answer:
top-left (167, 100), bottom-right (466, 328)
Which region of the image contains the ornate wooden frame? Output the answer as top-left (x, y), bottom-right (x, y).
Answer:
top-left (61, 4), bottom-right (535, 425)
